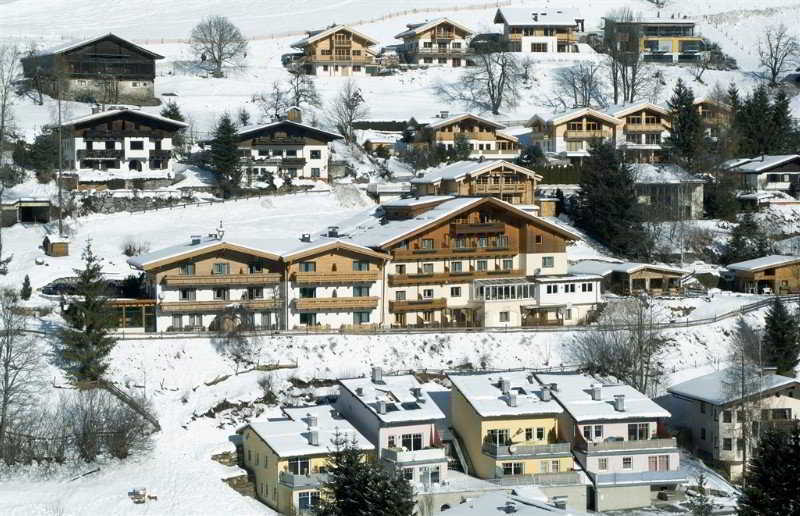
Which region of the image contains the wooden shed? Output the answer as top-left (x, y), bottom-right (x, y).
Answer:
top-left (43, 236), bottom-right (70, 257)
top-left (727, 255), bottom-right (800, 294)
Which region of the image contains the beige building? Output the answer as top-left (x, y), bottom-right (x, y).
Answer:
top-left (291, 25), bottom-right (378, 76)
top-left (603, 18), bottom-right (706, 64)
top-left (395, 18), bottom-right (474, 67)
top-left (237, 404), bottom-right (374, 514)
top-left (529, 108), bottom-right (621, 163)
top-left (604, 102), bottom-right (671, 163)
top-left (727, 255), bottom-right (800, 294)
top-left (494, 8), bottom-right (584, 53)
top-left (408, 112), bottom-right (520, 160)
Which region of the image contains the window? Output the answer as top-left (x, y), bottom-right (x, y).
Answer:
top-left (550, 460), bottom-right (560, 472)
top-left (213, 288), bottom-right (229, 300)
top-left (422, 310), bottom-right (433, 322)
top-left (565, 283), bottom-right (576, 293)
top-left (299, 287), bottom-right (316, 298)
top-left (395, 290), bottom-right (406, 301)
top-left (105, 141), bottom-right (115, 150)
top-left (212, 262), bottom-right (230, 275)
top-left (535, 234), bottom-right (543, 244)
top-left (298, 491), bottom-right (320, 510)
top-left (542, 256), bottom-right (554, 268)
top-left (582, 282), bottom-right (593, 292)
top-left (403, 468), bottom-right (414, 480)
top-left (421, 238), bottom-right (434, 249)
top-left (737, 438), bottom-right (745, 451)
top-left (566, 140), bottom-right (583, 152)
top-left (700, 427), bottom-right (706, 440)
top-left (180, 288), bottom-right (196, 301)
top-left (487, 428), bottom-right (510, 445)
top-left (583, 425), bottom-right (591, 440)
top-left (388, 435), bottom-right (396, 448)
top-left (353, 286), bottom-right (370, 297)
top-left (172, 315), bottom-right (182, 329)
top-left (531, 43), bottom-right (547, 52)
top-left (645, 133), bottom-right (661, 145)
top-left (723, 411), bottom-right (732, 423)
top-left (499, 311), bottom-right (510, 323)
top-left (352, 261), bottom-right (369, 272)
top-left (247, 287), bottom-right (264, 299)
top-left (478, 237), bottom-right (488, 248)
top-left (628, 423), bottom-right (649, 441)
top-left (598, 458), bottom-right (608, 470)
top-left (310, 150), bottom-right (321, 159)
top-left (422, 263), bottom-right (434, 274)
top-left (450, 261), bottom-right (463, 272)
top-left (422, 289), bottom-right (434, 299)
top-left (546, 284), bottom-right (557, 294)
top-left (299, 313), bottom-right (316, 325)
top-left (502, 462), bottom-right (523, 475)
top-left (723, 438), bottom-right (732, 451)
top-left (300, 261), bottom-right (316, 272)
top-left (130, 140), bottom-right (144, 150)
top-left (288, 457), bottom-right (310, 475)
top-left (353, 311), bottom-right (370, 324)
top-left (594, 425), bottom-right (603, 439)
top-left (450, 287), bottom-right (461, 297)
top-left (622, 457), bottom-right (632, 470)
top-left (311, 168), bottom-right (320, 177)
top-left (402, 433), bottom-right (423, 451)
top-left (525, 428), bottom-right (533, 441)
top-left (537, 427), bottom-right (544, 440)
top-left (502, 259), bottom-right (513, 270)
top-left (477, 260), bottom-right (488, 272)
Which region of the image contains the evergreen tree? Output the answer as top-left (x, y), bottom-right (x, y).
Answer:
top-left (761, 296), bottom-right (799, 377)
top-left (738, 423), bottom-right (800, 515)
top-left (575, 142), bottom-right (651, 259)
top-left (19, 274), bottom-right (31, 301)
top-left (316, 432), bottom-right (415, 516)
top-left (687, 473), bottom-right (714, 516)
top-left (237, 106), bottom-right (251, 127)
top-left (452, 133), bottom-right (471, 162)
top-left (770, 89), bottom-right (795, 154)
top-left (665, 79), bottom-right (704, 171)
top-left (57, 242), bottom-right (117, 383)
top-left (722, 212), bottom-right (764, 264)
top-left (704, 172), bottom-right (739, 221)
top-left (740, 85), bottom-right (775, 156)
top-left (160, 100), bottom-right (186, 152)
top-left (210, 113), bottom-right (242, 197)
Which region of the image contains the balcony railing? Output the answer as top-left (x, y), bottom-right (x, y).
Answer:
top-left (576, 437), bottom-right (678, 453)
top-left (592, 470), bottom-right (687, 486)
top-left (488, 471), bottom-right (581, 487)
top-left (149, 149), bottom-right (171, 160)
top-left (281, 157), bottom-right (307, 166)
top-left (482, 442), bottom-right (571, 457)
top-left (434, 32), bottom-right (455, 40)
top-left (382, 446), bottom-right (447, 463)
top-left (468, 184), bottom-right (527, 195)
top-left (77, 149), bottom-right (124, 160)
top-left (279, 471), bottom-right (329, 489)
top-left (389, 298), bottom-right (447, 313)
top-left (450, 222), bottom-right (506, 234)
top-left (252, 137), bottom-right (307, 146)
top-left (392, 242), bottom-right (516, 259)
top-left (388, 269), bottom-right (523, 287)
top-left (292, 271), bottom-right (380, 284)
top-left (625, 123), bottom-right (664, 133)
top-left (415, 47), bottom-right (467, 55)
top-left (164, 273), bottom-right (282, 287)
top-left (159, 298), bottom-right (281, 312)
top-left (294, 296), bottom-right (379, 311)
top-left (304, 55), bottom-right (373, 63)
top-left (564, 130), bottom-right (608, 139)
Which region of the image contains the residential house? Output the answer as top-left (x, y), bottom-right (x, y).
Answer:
top-left (727, 255), bottom-right (800, 294)
top-left (448, 371), bottom-right (587, 511)
top-left (603, 18), bottom-right (706, 64)
top-left (290, 25), bottom-right (378, 76)
top-left (528, 108), bottom-right (621, 163)
top-left (724, 154), bottom-right (800, 195)
top-left (569, 260), bottom-right (687, 296)
top-left (630, 163), bottom-right (705, 220)
top-left (234, 109), bottom-right (343, 182)
top-left (410, 160), bottom-right (541, 208)
top-left (366, 182), bottom-right (412, 204)
top-left (57, 107), bottom-right (187, 190)
top-left (21, 33), bottom-right (162, 103)
top-left (604, 103), bottom-right (670, 163)
top-left (395, 18), bottom-right (474, 67)
top-left (407, 112), bottom-right (520, 159)
top-left (664, 367), bottom-right (800, 480)
top-left (694, 98), bottom-right (731, 138)
top-left (494, 8), bottom-right (584, 53)
top-left (237, 404), bottom-right (374, 515)
top-left (536, 373), bottom-right (685, 512)
top-left (336, 368), bottom-right (450, 489)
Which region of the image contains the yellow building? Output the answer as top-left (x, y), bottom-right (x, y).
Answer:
top-left (603, 18), bottom-right (705, 64)
top-left (237, 405), bottom-right (374, 515)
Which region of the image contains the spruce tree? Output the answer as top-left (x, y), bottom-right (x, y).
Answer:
top-left (722, 212), bottom-right (763, 264)
top-left (687, 473), bottom-right (713, 516)
top-left (452, 133), bottom-right (471, 162)
top-left (160, 100), bottom-right (186, 151)
top-left (770, 90), bottom-right (795, 154)
top-left (58, 242), bottom-right (118, 383)
top-left (740, 85), bottom-right (774, 156)
top-left (761, 296), bottom-right (799, 377)
top-left (316, 432), bottom-right (415, 516)
top-left (210, 113), bottom-right (242, 197)
top-left (737, 424), bottom-right (800, 515)
top-left (575, 142), bottom-right (651, 259)
top-left (665, 79), bottom-right (704, 172)
top-left (20, 275), bottom-right (31, 300)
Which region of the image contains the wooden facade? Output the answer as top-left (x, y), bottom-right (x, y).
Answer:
top-left (292, 25), bottom-right (378, 76)
top-left (732, 258), bottom-right (800, 294)
top-left (410, 114), bottom-right (519, 158)
top-left (395, 18), bottom-right (473, 67)
top-left (411, 161), bottom-right (540, 206)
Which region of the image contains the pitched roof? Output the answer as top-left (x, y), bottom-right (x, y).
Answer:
top-left (533, 107), bottom-right (623, 126)
top-left (494, 8), bottom-right (582, 26)
top-left (291, 25), bottom-right (378, 49)
top-left (338, 374), bottom-right (446, 424)
top-left (33, 33), bottom-right (164, 60)
top-left (235, 119), bottom-right (343, 142)
top-left (282, 238), bottom-right (391, 261)
top-left (601, 102), bottom-right (669, 118)
top-left (422, 113), bottom-right (506, 131)
top-left (59, 108), bottom-right (188, 129)
top-left (394, 17), bottom-right (475, 39)
top-left (568, 259), bottom-right (687, 277)
top-left (727, 254), bottom-right (800, 272)
top-left (667, 368), bottom-right (799, 406)
top-left (448, 371), bottom-right (564, 418)
top-left (410, 160), bottom-right (542, 185)
top-left (726, 155), bottom-right (800, 173)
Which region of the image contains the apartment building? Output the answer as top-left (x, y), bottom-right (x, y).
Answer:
top-left (665, 367), bottom-right (800, 480)
top-left (410, 160), bottom-right (541, 208)
top-left (234, 109), bottom-right (343, 182)
top-left (724, 154), bottom-right (800, 194)
top-left (536, 373), bottom-right (685, 512)
top-left (291, 25), bottom-right (378, 76)
top-left (237, 404), bottom-right (374, 515)
top-left (604, 103), bottom-right (670, 163)
top-left (58, 107), bottom-right (187, 190)
top-left (448, 371), bottom-right (586, 511)
top-left (407, 112), bottom-right (520, 159)
top-left (494, 8), bottom-right (584, 53)
top-left (395, 18), bottom-right (474, 67)
top-left (603, 17), bottom-right (706, 64)
top-left (336, 368), bottom-right (449, 488)
top-left (727, 255), bottom-right (800, 294)
top-left (529, 108), bottom-right (621, 163)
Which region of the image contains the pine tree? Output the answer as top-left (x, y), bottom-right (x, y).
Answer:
top-left (687, 473), bottom-right (714, 516)
top-left (452, 133), bottom-right (471, 162)
top-left (237, 106), bottom-right (251, 126)
top-left (160, 100), bottom-right (186, 152)
top-left (316, 432), bottom-right (415, 516)
top-left (704, 172), bottom-right (739, 221)
top-left (761, 296), bottom-right (799, 377)
top-left (19, 274), bottom-right (31, 300)
top-left (210, 113), bottom-right (242, 198)
top-left (722, 212), bottom-right (763, 264)
top-left (575, 142), bottom-right (651, 259)
top-left (665, 79), bottom-right (704, 172)
top-left (740, 85), bottom-right (774, 156)
top-left (769, 90), bottom-right (795, 154)
top-left (737, 424), bottom-right (800, 515)
top-left (57, 242), bottom-right (118, 383)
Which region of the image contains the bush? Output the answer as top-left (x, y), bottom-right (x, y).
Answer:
top-left (121, 238), bottom-right (151, 257)
top-left (20, 275), bottom-right (32, 300)
top-left (35, 169), bottom-right (55, 184)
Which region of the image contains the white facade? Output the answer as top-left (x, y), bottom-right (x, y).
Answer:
top-left (66, 133), bottom-right (175, 176)
top-left (286, 279), bottom-right (384, 329)
top-left (243, 143), bottom-right (331, 181)
top-left (310, 63), bottom-right (369, 77)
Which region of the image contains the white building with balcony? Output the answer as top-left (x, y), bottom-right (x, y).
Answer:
top-left (394, 18), bottom-right (474, 67)
top-left (724, 154), bottom-right (800, 195)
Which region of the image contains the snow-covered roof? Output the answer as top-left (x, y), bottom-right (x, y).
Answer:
top-left (601, 102), bottom-right (669, 118)
top-left (60, 108), bottom-right (188, 129)
top-left (440, 491), bottom-right (582, 515)
top-left (727, 155), bottom-right (800, 173)
top-left (535, 373), bottom-right (671, 422)
top-left (568, 259), bottom-right (687, 277)
top-left (382, 195), bottom-right (453, 207)
top-left (244, 404), bottom-right (373, 457)
top-left (667, 368), bottom-right (799, 406)
top-left (449, 371), bottom-right (564, 418)
top-left (532, 107), bottom-right (622, 126)
top-left (366, 182), bottom-right (411, 194)
top-left (410, 160), bottom-right (541, 185)
top-left (235, 119), bottom-right (343, 142)
top-left (394, 18), bottom-right (474, 39)
top-left (420, 113), bottom-right (505, 131)
top-left (630, 163), bottom-right (704, 184)
top-left (494, 8), bottom-right (582, 27)
top-left (33, 33), bottom-right (163, 59)
top-left (291, 25), bottom-right (378, 49)
top-left (727, 254), bottom-right (800, 272)
top-left (338, 374), bottom-right (446, 424)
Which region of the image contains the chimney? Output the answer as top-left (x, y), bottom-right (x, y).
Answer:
top-left (377, 400), bottom-right (387, 414)
top-left (591, 383), bottom-right (602, 401)
top-left (307, 414), bottom-right (318, 428)
top-left (308, 430), bottom-right (319, 446)
top-left (190, 234), bottom-right (202, 245)
top-left (300, 233), bottom-right (311, 242)
top-left (439, 110), bottom-right (449, 119)
top-left (499, 377), bottom-right (510, 395)
top-left (614, 394), bottom-right (626, 412)
top-left (91, 105), bottom-right (102, 114)
top-left (356, 386), bottom-right (364, 396)
top-left (541, 385), bottom-right (552, 402)
top-left (327, 226), bottom-right (339, 238)
top-left (532, 13), bottom-right (539, 22)
top-left (371, 366), bottom-right (383, 384)
top-left (549, 382), bottom-right (558, 392)
top-left (411, 387), bottom-right (422, 398)
top-left (507, 392), bottom-right (518, 407)
top-left (286, 107), bottom-right (303, 123)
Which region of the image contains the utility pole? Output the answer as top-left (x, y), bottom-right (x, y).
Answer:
top-left (57, 76), bottom-right (63, 237)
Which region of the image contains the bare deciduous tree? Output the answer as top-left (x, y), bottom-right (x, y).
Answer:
top-left (758, 24), bottom-right (799, 86)
top-left (0, 45), bottom-right (21, 275)
top-left (286, 64), bottom-right (322, 108)
top-left (254, 80), bottom-right (289, 121)
top-left (189, 15), bottom-right (248, 76)
top-left (553, 61), bottom-right (608, 109)
top-left (436, 48), bottom-right (521, 115)
top-left (326, 79), bottom-right (368, 144)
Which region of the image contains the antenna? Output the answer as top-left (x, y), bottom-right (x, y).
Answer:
top-left (216, 220), bottom-right (225, 240)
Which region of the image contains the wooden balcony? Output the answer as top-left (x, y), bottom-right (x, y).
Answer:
top-left (556, 33), bottom-right (577, 42)
top-left (149, 149), bottom-right (172, 160)
top-left (164, 273), bottom-right (282, 287)
top-left (160, 299), bottom-right (281, 312)
top-left (389, 298), bottom-right (447, 313)
top-left (292, 271), bottom-right (380, 284)
top-left (388, 269), bottom-right (523, 287)
top-left (252, 136), bottom-right (306, 146)
top-left (625, 123), bottom-right (663, 133)
top-left (450, 222), bottom-right (506, 234)
top-left (392, 241), bottom-right (516, 260)
top-left (294, 296), bottom-right (379, 311)
top-left (565, 130), bottom-right (608, 140)
top-left (468, 184), bottom-right (527, 195)
top-left (434, 32), bottom-right (455, 40)
top-left (305, 55), bottom-right (372, 63)
top-left (77, 149), bottom-right (124, 160)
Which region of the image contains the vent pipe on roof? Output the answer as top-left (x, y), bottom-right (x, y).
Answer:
top-left (507, 392), bottom-right (518, 407)
top-left (440, 110), bottom-right (449, 119)
top-left (372, 366), bottom-right (383, 384)
top-left (190, 234), bottom-right (202, 245)
top-left (541, 385), bottom-right (552, 402)
top-left (499, 378), bottom-right (510, 395)
top-left (549, 382), bottom-right (558, 392)
top-left (378, 400), bottom-right (387, 415)
top-left (411, 387), bottom-right (422, 398)
top-left (591, 383), bottom-right (602, 401)
top-left (614, 394), bottom-right (626, 412)
top-left (307, 414), bottom-right (318, 428)
top-left (328, 226), bottom-right (339, 238)
top-left (300, 233), bottom-right (311, 242)
top-left (308, 430), bottom-right (319, 446)
top-left (356, 387), bottom-right (364, 397)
